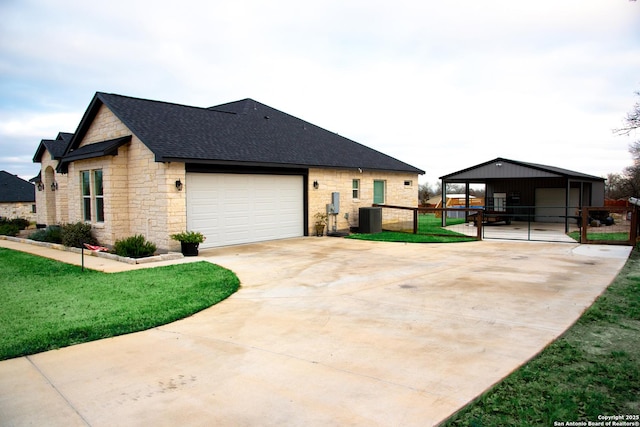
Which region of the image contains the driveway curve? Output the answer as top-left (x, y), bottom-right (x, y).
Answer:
top-left (0, 238), bottom-right (631, 426)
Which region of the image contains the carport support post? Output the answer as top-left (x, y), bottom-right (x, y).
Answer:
top-left (441, 178), bottom-right (447, 227)
top-left (565, 179), bottom-right (571, 233)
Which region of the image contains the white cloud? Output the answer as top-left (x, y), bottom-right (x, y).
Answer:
top-left (0, 0), bottom-right (639, 185)
top-left (0, 112), bottom-right (78, 137)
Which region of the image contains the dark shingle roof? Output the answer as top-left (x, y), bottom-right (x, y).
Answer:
top-left (64, 93), bottom-right (424, 174)
top-left (33, 132), bottom-right (74, 162)
top-left (61, 136), bottom-right (131, 163)
top-left (0, 170), bottom-right (35, 203)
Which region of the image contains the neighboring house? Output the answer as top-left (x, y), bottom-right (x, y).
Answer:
top-left (33, 92), bottom-right (424, 251)
top-left (0, 170), bottom-right (36, 221)
top-left (440, 157), bottom-right (605, 228)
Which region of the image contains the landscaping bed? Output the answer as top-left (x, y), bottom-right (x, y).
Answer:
top-left (0, 235), bottom-right (183, 265)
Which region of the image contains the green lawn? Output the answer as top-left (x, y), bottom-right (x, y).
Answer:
top-left (348, 213), bottom-right (476, 243)
top-left (567, 231), bottom-right (630, 242)
top-left (442, 248), bottom-right (640, 426)
top-left (0, 248), bottom-right (240, 360)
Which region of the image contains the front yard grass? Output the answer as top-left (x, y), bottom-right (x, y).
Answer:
top-left (441, 248), bottom-right (640, 426)
top-left (567, 231), bottom-right (630, 242)
top-left (348, 213), bottom-right (477, 243)
top-left (0, 248), bottom-right (240, 360)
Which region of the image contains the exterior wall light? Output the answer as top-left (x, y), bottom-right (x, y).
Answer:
top-left (50, 181), bottom-right (58, 191)
top-left (313, 180), bottom-right (319, 189)
top-left (175, 179), bottom-right (183, 191)
top-left (37, 182), bottom-right (44, 191)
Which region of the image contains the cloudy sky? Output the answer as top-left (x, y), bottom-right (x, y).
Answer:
top-left (1, 0), bottom-right (639, 186)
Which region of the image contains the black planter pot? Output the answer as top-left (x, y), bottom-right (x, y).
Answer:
top-left (180, 242), bottom-right (200, 256)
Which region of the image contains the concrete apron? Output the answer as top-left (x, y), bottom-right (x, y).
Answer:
top-left (0, 238), bottom-right (631, 426)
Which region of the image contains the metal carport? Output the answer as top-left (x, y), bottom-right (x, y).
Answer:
top-left (439, 157), bottom-right (606, 232)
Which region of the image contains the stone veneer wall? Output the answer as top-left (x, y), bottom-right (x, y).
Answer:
top-left (0, 202), bottom-right (36, 221)
top-left (307, 168), bottom-right (419, 234)
top-left (65, 105), bottom-right (187, 252)
top-left (39, 103), bottom-right (419, 248)
top-left (35, 156), bottom-right (68, 226)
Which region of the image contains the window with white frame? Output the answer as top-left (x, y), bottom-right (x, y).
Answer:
top-left (81, 169), bottom-right (104, 223)
top-left (373, 180), bottom-right (386, 204)
top-left (352, 179), bottom-right (360, 199)
top-left (94, 170), bottom-right (104, 222)
top-left (81, 171), bottom-right (91, 221)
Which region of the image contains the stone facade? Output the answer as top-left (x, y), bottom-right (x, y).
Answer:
top-left (0, 202), bottom-right (36, 221)
top-left (37, 104), bottom-right (420, 251)
top-left (307, 168), bottom-right (419, 234)
top-left (35, 157), bottom-right (68, 226)
top-left (54, 105), bottom-right (187, 252)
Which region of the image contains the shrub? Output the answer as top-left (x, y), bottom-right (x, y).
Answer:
top-left (113, 235), bottom-right (157, 258)
top-left (0, 223), bottom-right (19, 236)
top-left (61, 222), bottom-right (97, 248)
top-left (170, 231), bottom-right (205, 243)
top-left (10, 218), bottom-right (30, 230)
top-left (29, 226), bottom-right (62, 243)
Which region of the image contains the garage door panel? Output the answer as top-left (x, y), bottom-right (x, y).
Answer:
top-left (535, 188), bottom-right (579, 223)
top-left (187, 173), bottom-right (303, 248)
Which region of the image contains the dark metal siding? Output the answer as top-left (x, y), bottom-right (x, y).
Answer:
top-left (445, 162), bottom-right (559, 181)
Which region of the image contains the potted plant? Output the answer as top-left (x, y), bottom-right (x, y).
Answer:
top-left (170, 230), bottom-right (206, 256)
top-left (314, 212), bottom-right (328, 237)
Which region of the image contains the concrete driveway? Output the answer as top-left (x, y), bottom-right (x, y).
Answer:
top-left (0, 238), bottom-right (631, 426)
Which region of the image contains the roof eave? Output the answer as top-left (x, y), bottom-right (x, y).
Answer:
top-left (159, 156), bottom-right (423, 174)
top-left (58, 135), bottom-right (131, 172)
top-left (440, 157), bottom-right (603, 182)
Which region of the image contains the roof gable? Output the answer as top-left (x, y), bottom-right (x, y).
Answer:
top-left (65, 92), bottom-right (424, 174)
top-left (0, 170), bottom-right (35, 203)
top-left (33, 132), bottom-right (74, 163)
top-left (440, 157), bottom-right (604, 182)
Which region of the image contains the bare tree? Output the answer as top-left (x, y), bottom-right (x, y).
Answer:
top-left (612, 90), bottom-right (640, 198)
top-left (615, 90), bottom-right (640, 138)
top-left (470, 187), bottom-right (486, 197)
top-left (418, 183), bottom-right (431, 205)
top-left (605, 172), bottom-right (628, 199)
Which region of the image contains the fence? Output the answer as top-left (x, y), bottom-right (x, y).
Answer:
top-left (579, 206), bottom-right (637, 245)
top-left (373, 204), bottom-right (483, 240)
top-left (373, 204), bottom-right (639, 245)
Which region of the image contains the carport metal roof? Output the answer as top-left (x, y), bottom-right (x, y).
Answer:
top-left (439, 157), bottom-right (605, 183)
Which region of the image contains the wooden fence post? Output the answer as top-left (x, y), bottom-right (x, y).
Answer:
top-left (630, 207), bottom-right (638, 245)
top-left (581, 208), bottom-right (588, 244)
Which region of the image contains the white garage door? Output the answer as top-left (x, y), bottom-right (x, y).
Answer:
top-left (186, 173), bottom-right (304, 248)
top-left (535, 188), bottom-right (579, 223)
